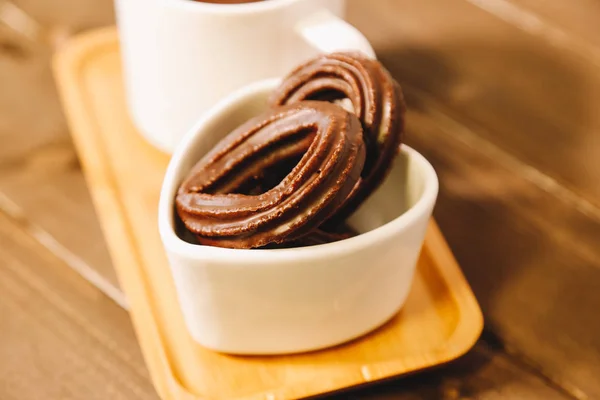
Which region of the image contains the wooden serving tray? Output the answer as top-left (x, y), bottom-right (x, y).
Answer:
top-left (53, 28), bottom-right (483, 400)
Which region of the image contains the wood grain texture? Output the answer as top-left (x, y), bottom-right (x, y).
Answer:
top-left (335, 340), bottom-right (571, 400)
top-left (0, 146), bottom-right (122, 304)
top-left (0, 0), bottom-right (120, 294)
top-left (487, 0), bottom-right (600, 51)
top-left (401, 92), bottom-right (600, 399)
top-left (0, 213), bottom-right (157, 400)
top-left (12, 0), bottom-right (114, 32)
top-left (348, 0), bottom-right (600, 206)
top-left (0, 27), bottom-right (63, 163)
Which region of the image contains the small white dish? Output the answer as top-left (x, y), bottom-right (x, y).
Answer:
top-left (158, 78), bottom-right (439, 355)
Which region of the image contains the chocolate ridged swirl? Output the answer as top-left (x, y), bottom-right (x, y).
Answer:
top-left (176, 101), bottom-right (365, 249)
top-left (270, 52), bottom-right (406, 224)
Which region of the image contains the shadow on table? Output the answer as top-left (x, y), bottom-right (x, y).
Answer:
top-left (373, 38), bottom-right (592, 322)
top-left (320, 338), bottom-right (500, 399)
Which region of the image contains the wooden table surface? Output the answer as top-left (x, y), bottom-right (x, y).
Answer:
top-left (1, 0), bottom-right (599, 399)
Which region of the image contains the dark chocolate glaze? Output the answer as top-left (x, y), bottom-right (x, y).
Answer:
top-left (176, 101), bottom-right (365, 249)
top-left (270, 52), bottom-right (406, 224)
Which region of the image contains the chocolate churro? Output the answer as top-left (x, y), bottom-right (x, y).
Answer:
top-left (270, 52), bottom-right (406, 224)
top-left (176, 101), bottom-right (365, 248)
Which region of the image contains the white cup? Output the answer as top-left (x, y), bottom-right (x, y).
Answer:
top-left (158, 79), bottom-right (439, 354)
top-left (115, 0), bottom-right (375, 153)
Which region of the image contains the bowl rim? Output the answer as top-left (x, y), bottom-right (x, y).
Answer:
top-left (158, 79), bottom-right (439, 263)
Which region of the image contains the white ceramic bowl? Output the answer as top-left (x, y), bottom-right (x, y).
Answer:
top-left (158, 78), bottom-right (439, 355)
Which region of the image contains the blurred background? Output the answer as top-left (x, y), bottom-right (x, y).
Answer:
top-left (1, 0), bottom-right (599, 399)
